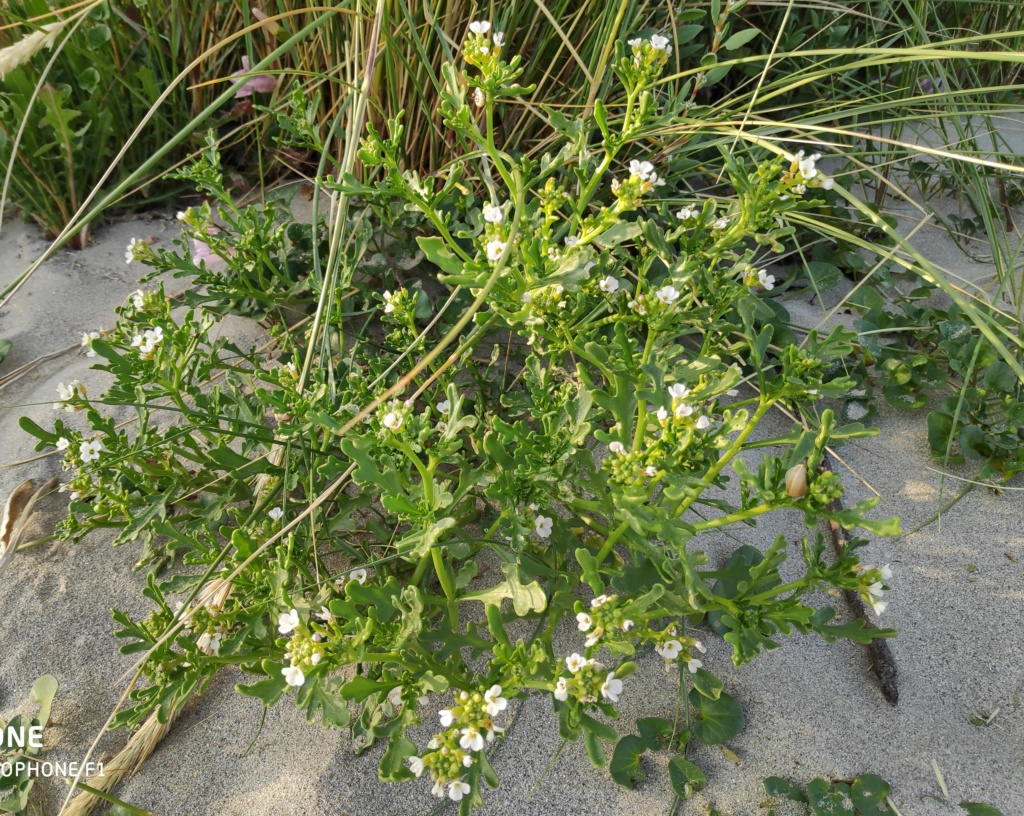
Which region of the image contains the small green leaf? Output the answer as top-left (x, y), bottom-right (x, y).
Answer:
top-left (668, 756), bottom-right (707, 798)
top-left (722, 28), bottom-right (760, 50)
top-left (378, 735), bottom-right (417, 781)
top-left (609, 735), bottom-right (648, 788)
top-left (960, 804), bottom-right (1007, 816)
top-left (689, 689), bottom-right (744, 745)
top-left (30, 675), bottom-right (58, 728)
top-left (691, 668), bottom-right (723, 700)
top-left (851, 773), bottom-right (891, 815)
top-left (764, 777), bottom-right (807, 802)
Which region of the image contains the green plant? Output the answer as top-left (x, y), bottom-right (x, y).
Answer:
top-left (763, 773), bottom-right (1009, 816)
top-left (0, 675), bottom-right (59, 815)
top-left (22, 24), bottom-right (905, 812)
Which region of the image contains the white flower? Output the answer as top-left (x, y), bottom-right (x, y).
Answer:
top-left (56, 380), bottom-right (84, 407)
top-left (409, 756), bottom-right (425, 777)
top-left (713, 217), bottom-right (730, 230)
top-left (484, 684), bottom-right (508, 716)
top-left (131, 289), bottom-right (146, 310)
top-left (469, 20), bottom-right (491, 35)
top-left (197, 632), bottom-right (221, 655)
top-left (125, 237), bottom-right (144, 264)
top-left (316, 606), bottom-right (334, 623)
top-left (554, 677), bottom-right (569, 701)
top-left (601, 672), bottom-right (624, 703)
top-left (656, 639), bottom-right (682, 660)
top-left (695, 415), bottom-right (711, 430)
top-left (482, 202), bottom-right (503, 224)
top-left (584, 628), bottom-right (604, 648)
top-left (650, 33), bottom-right (672, 55)
top-left (349, 568), bottom-right (368, 585)
top-left (460, 727), bottom-right (485, 752)
top-left (881, 564), bottom-right (893, 581)
top-left (269, 507), bottom-right (284, 521)
top-left (757, 269), bottom-right (776, 290)
top-left (608, 441), bottom-right (626, 455)
top-left (668, 383), bottom-right (690, 400)
top-left (278, 609), bottom-right (300, 635)
top-left (798, 152), bottom-right (821, 179)
top-left (80, 439), bottom-right (103, 463)
top-left (598, 275), bottom-right (619, 294)
top-left (693, 640), bottom-right (707, 654)
top-left (655, 285), bottom-right (680, 305)
top-left (382, 291), bottom-right (396, 313)
top-left (282, 665), bottom-right (305, 687)
top-left (564, 235), bottom-right (579, 248)
top-left (132, 326), bottom-right (164, 358)
top-left (486, 239), bottom-right (506, 261)
top-left (449, 781), bottom-right (471, 802)
top-left (55, 437), bottom-right (70, 451)
top-left (793, 183), bottom-right (807, 195)
top-left (687, 658), bottom-right (703, 674)
top-left (674, 403), bottom-right (694, 418)
top-left (534, 515), bottom-right (553, 538)
top-left (629, 160), bottom-right (655, 180)
top-left (565, 653), bottom-right (588, 673)
top-left (622, 620), bottom-right (635, 631)
top-left (656, 407), bottom-right (669, 422)
top-left (439, 709), bottom-right (455, 727)
top-left (383, 411), bottom-right (403, 431)
top-left (821, 177), bottom-right (834, 190)
top-left (676, 205), bottom-right (697, 220)
top-left (431, 780), bottom-right (446, 798)
top-left (437, 399), bottom-right (451, 415)
top-left (81, 331), bottom-right (100, 357)
top-left (645, 466), bottom-right (658, 477)
top-left (591, 594), bottom-right (611, 608)
top-left (576, 612), bottom-right (593, 631)
top-left (627, 37), bottom-right (642, 47)
top-left (493, 31), bottom-right (505, 47)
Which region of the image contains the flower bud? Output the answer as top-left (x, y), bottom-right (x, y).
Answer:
top-left (785, 462), bottom-right (808, 498)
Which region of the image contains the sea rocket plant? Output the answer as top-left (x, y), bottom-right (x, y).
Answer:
top-left (21, 22), bottom-right (892, 815)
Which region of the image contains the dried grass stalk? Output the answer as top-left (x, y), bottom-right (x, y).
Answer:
top-left (0, 21), bottom-right (67, 81)
top-left (65, 703), bottom-right (182, 816)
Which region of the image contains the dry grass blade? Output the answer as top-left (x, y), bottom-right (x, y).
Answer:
top-left (0, 476), bottom-right (57, 577)
top-left (64, 703), bottom-right (183, 816)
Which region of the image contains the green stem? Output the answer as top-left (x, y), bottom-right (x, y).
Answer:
top-left (432, 547), bottom-right (459, 624)
top-left (691, 503), bottom-right (774, 532)
top-left (672, 398), bottom-right (775, 518)
top-left (596, 519), bottom-right (630, 563)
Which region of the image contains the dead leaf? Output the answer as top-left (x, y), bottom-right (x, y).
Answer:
top-left (0, 477), bottom-right (58, 576)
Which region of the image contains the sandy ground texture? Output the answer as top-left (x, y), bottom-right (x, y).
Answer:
top-left (0, 201), bottom-right (1021, 816)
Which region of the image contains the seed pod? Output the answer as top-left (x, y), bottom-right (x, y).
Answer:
top-left (785, 462), bottom-right (808, 499)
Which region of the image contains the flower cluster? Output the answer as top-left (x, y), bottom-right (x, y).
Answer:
top-left (653, 627), bottom-right (707, 673)
top-left (612, 159), bottom-right (667, 205)
top-left (125, 237), bottom-right (151, 265)
top-left (574, 593), bottom-right (635, 648)
top-left (784, 150), bottom-right (835, 195)
top-left (131, 326), bottom-right (164, 360)
top-left (858, 564), bottom-right (893, 616)
top-left (278, 608), bottom-right (325, 687)
top-left (380, 288), bottom-right (411, 316)
top-left (553, 653), bottom-right (624, 704)
top-left (408, 685), bottom-right (509, 801)
top-left (54, 380), bottom-right (87, 412)
top-left (626, 33), bottom-right (672, 75)
top-left (462, 20), bottom-right (506, 75)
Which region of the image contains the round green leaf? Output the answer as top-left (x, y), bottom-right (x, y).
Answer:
top-left (689, 689), bottom-right (744, 745)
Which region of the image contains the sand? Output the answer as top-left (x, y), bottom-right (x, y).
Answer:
top-left (0, 198), bottom-right (1021, 816)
